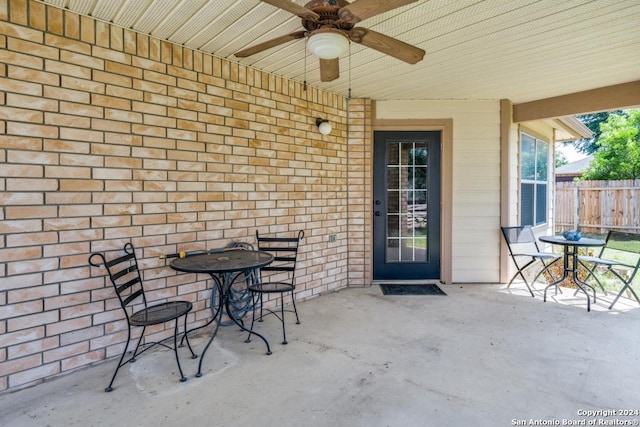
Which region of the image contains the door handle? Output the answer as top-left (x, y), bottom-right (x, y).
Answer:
top-left (374, 211), bottom-right (381, 216)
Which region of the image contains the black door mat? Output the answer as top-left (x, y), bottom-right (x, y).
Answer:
top-left (379, 284), bottom-right (446, 296)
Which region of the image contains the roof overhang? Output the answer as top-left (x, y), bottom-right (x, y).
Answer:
top-left (547, 116), bottom-right (593, 142)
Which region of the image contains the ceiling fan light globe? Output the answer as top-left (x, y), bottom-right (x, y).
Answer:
top-left (307, 31), bottom-right (349, 59)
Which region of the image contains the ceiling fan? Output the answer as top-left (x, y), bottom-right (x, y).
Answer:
top-left (234, 0), bottom-right (425, 82)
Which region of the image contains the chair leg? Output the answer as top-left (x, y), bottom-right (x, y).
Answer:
top-left (105, 326), bottom-right (137, 392)
top-left (246, 292), bottom-right (259, 343)
top-left (181, 314), bottom-right (197, 360)
top-left (280, 293), bottom-right (287, 345)
top-left (579, 261), bottom-right (607, 294)
top-left (608, 268), bottom-right (640, 310)
top-left (508, 270), bottom-right (534, 297)
top-left (609, 283), bottom-right (640, 309)
top-left (290, 290), bottom-right (301, 324)
top-left (173, 319), bottom-right (188, 383)
top-left (507, 259), bottom-right (537, 297)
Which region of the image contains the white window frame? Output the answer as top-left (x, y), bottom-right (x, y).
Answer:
top-left (520, 132), bottom-right (549, 227)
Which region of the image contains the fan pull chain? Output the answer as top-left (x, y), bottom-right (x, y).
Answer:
top-left (348, 43), bottom-right (352, 99)
top-left (303, 42), bottom-right (307, 92)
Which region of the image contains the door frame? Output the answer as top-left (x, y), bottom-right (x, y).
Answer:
top-left (371, 118), bottom-right (453, 285)
top-left (372, 130), bottom-right (442, 281)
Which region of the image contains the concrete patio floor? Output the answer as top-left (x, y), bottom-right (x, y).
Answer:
top-left (2, 283), bottom-right (640, 427)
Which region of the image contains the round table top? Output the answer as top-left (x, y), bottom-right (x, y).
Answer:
top-left (539, 235), bottom-right (605, 247)
top-left (170, 250), bottom-right (273, 274)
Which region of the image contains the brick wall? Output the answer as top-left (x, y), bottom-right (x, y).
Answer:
top-left (0, 0), bottom-right (360, 392)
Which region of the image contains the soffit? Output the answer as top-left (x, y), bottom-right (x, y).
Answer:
top-left (37, 0), bottom-right (640, 104)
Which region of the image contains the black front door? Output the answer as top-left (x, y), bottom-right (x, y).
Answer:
top-left (373, 131), bottom-right (441, 281)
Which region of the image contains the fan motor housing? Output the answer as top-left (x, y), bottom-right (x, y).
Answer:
top-left (302, 0), bottom-right (353, 31)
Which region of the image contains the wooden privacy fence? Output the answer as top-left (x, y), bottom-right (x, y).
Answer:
top-left (555, 180), bottom-right (640, 234)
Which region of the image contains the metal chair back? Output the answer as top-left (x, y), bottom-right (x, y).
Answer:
top-left (89, 243), bottom-right (195, 391)
top-left (501, 226), bottom-right (560, 297)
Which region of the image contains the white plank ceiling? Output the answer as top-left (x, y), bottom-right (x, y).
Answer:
top-left (37, 0), bottom-right (640, 103)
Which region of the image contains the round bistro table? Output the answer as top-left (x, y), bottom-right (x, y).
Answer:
top-left (171, 250), bottom-right (274, 376)
top-left (538, 235), bottom-right (605, 312)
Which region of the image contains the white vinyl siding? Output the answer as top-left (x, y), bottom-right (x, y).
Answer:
top-left (376, 100), bottom-right (501, 283)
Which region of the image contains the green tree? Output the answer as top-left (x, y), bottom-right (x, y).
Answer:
top-left (574, 111), bottom-right (623, 154)
top-left (582, 109), bottom-right (640, 180)
top-left (555, 150), bottom-right (568, 168)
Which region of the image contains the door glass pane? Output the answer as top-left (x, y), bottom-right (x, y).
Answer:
top-left (386, 141), bottom-right (428, 262)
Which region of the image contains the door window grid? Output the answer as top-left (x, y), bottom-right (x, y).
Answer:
top-left (386, 141), bottom-right (429, 262)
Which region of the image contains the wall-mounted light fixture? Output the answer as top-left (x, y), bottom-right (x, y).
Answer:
top-left (316, 118), bottom-right (332, 135)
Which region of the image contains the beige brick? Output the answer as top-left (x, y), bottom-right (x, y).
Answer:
top-left (59, 325), bottom-right (103, 346)
top-left (43, 86), bottom-right (90, 104)
top-left (43, 241), bottom-right (89, 258)
top-left (92, 167), bottom-right (133, 180)
top-left (124, 29), bottom-right (136, 55)
top-left (144, 92), bottom-right (177, 107)
top-left (1, 353), bottom-right (42, 380)
top-left (61, 349), bottom-right (104, 371)
top-left (60, 75), bottom-right (105, 94)
top-left (80, 15), bottom-right (94, 44)
top-left (59, 101), bottom-right (102, 118)
top-left (8, 336), bottom-right (59, 359)
top-left (5, 94), bottom-right (54, 114)
top-left (104, 226), bottom-right (143, 239)
top-left (9, 362), bottom-right (60, 388)
top-left (7, 231), bottom-right (59, 249)
top-left (59, 50), bottom-right (103, 70)
top-left (0, 105), bottom-right (43, 123)
top-left (7, 310), bottom-right (58, 333)
top-left (45, 59), bottom-right (91, 79)
top-left (101, 135), bottom-right (140, 150)
top-left (58, 204), bottom-right (102, 217)
top-left (45, 192), bottom-right (91, 206)
top-left (44, 292), bottom-right (90, 310)
top-left (60, 276), bottom-right (104, 295)
top-left (45, 315), bottom-right (91, 336)
top-left (60, 153), bottom-right (102, 167)
top-left (5, 204), bottom-right (57, 218)
top-left (105, 107), bottom-right (142, 123)
top-left (43, 341), bottom-right (88, 364)
top-left (47, 4), bottom-right (63, 35)
top-left (6, 122), bottom-right (56, 139)
top-left (44, 165), bottom-right (91, 179)
top-left (44, 265), bottom-right (90, 286)
top-left (43, 112), bottom-right (90, 129)
top-left (7, 285), bottom-right (60, 304)
top-left (91, 94), bottom-right (130, 110)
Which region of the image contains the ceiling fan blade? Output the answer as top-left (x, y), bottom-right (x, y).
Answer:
top-left (319, 58), bottom-right (340, 82)
top-left (350, 28), bottom-right (424, 64)
top-left (235, 31), bottom-right (306, 58)
top-left (339, 0), bottom-right (418, 23)
top-left (261, 0), bottom-right (319, 20)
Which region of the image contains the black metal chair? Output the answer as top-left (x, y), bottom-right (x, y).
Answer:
top-left (246, 230), bottom-right (304, 346)
top-left (89, 243), bottom-right (196, 392)
top-left (578, 230), bottom-right (640, 309)
top-left (501, 226), bottom-right (562, 297)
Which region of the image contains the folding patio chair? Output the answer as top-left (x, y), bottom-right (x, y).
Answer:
top-left (501, 226), bottom-right (562, 297)
top-left (246, 230), bottom-right (304, 345)
top-left (578, 230), bottom-right (640, 309)
top-left (89, 243), bottom-right (196, 392)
